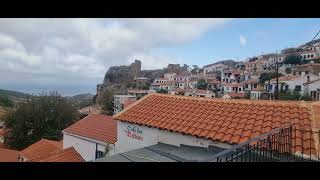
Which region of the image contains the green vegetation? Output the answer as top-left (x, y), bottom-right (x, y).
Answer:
top-left (283, 55), bottom-right (302, 65)
top-left (97, 89), bottom-right (114, 116)
top-left (196, 79), bottom-right (208, 90)
top-left (3, 91), bottom-right (79, 150)
top-left (0, 95), bottom-right (14, 107)
top-left (278, 90), bottom-right (312, 101)
top-left (156, 89), bottom-right (168, 94)
top-left (259, 72), bottom-right (283, 84)
top-left (285, 67), bottom-right (292, 74)
top-left (0, 89), bottom-right (32, 99)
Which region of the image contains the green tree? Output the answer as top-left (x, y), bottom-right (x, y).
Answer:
top-left (98, 89), bottom-right (114, 115)
top-left (3, 91), bottom-right (79, 150)
top-left (283, 55), bottom-right (302, 65)
top-left (285, 67), bottom-right (292, 74)
top-left (156, 89), bottom-right (168, 94)
top-left (196, 79), bottom-right (208, 90)
top-left (259, 72), bottom-right (283, 84)
top-left (0, 95), bottom-right (14, 108)
top-left (279, 90), bottom-right (312, 101)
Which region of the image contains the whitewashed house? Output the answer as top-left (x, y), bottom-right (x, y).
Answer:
top-left (62, 114), bottom-right (117, 162)
top-left (303, 78), bottom-right (320, 101)
top-left (265, 74), bottom-right (319, 95)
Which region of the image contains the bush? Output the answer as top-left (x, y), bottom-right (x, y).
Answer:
top-left (3, 91), bottom-right (79, 150)
top-left (278, 91), bottom-right (312, 101)
top-left (0, 95), bottom-right (14, 107)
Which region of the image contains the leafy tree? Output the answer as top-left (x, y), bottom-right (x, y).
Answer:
top-left (98, 89), bottom-right (114, 116)
top-left (196, 79), bottom-right (208, 90)
top-left (156, 89), bottom-right (168, 94)
top-left (283, 55), bottom-right (302, 65)
top-left (259, 72), bottom-right (283, 84)
top-left (279, 90), bottom-right (312, 101)
top-left (3, 91), bottom-right (79, 150)
top-left (0, 95), bottom-right (14, 108)
top-left (285, 67), bottom-right (292, 74)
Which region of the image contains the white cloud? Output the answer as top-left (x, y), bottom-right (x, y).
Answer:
top-left (0, 18), bottom-right (233, 94)
top-left (240, 34), bottom-right (247, 46)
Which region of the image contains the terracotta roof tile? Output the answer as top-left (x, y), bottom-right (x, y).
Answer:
top-left (28, 147), bottom-right (85, 162)
top-left (20, 139), bottom-right (62, 160)
top-left (114, 94), bottom-right (319, 155)
top-left (0, 148), bottom-right (20, 162)
top-left (63, 114), bottom-right (117, 144)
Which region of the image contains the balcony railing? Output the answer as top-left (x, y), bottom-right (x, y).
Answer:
top-left (204, 125), bottom-right (320, 162)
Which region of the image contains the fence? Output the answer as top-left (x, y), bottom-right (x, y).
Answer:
top-left (205, 125), bottom-right (320, 162)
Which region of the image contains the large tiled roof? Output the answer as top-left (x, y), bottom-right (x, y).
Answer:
top-left (270, 75), bottom-right (301, 82)
top-left (0, 148), bottom-right (20, 162)
top-left (225, 92), bottom-right (246, 98)
top-left (63, 114), bottom-right (117, 144)
top-left (20, 139), bottom-right (62, 160)
top-left (28, 147), bottom-right (85, 162)
top-left (114, 94), bottom-right (319, 155)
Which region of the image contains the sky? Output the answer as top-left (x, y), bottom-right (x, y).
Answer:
top-left (0, 18), bottom-right (319, 96)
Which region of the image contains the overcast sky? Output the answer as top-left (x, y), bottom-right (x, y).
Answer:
top-left (0, 18), bottom-right (319, 96)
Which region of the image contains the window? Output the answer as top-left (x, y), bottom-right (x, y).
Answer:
top-left (226, 87), bottom-right (229, 91)
top-left (238, 88), bottom-right (242, 92)
top-left (253, 84), bottom-right (257, 89)
top-left (96, 150), bottom-right (105, 159)
top-left (295, 85), bottom-right (301, 91)
top-left (307, 55), bottom-right (310, 58)
top-left (306, 71), bottom-right (309, 75)
top-left (285, 85), bottom-right (289, 91)
top-left (311, 54), bottom-right (314, 58)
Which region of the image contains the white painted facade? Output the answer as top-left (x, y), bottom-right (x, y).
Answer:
top-left (115, 121), bottom-right (232, 154)
top-left (304, 79), bottom-right (320, 101)
top-left (266, 75), bottom-right (319, 94)
top-left (63, 132), bottom-right (116, 162)
top-left (164, 73), bottom-right (176, 81)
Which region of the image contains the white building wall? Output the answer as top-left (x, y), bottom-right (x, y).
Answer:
top-left (63, 132), bottom-right (115, 162)
top-left (115, 121), bottom-right (232, 154)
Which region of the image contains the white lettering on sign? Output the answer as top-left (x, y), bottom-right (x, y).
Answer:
top-left (124, 125), bottom-right (143, 141)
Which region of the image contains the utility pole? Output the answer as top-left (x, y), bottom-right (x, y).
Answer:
top-left (275, 50), bottom-right (279, 100)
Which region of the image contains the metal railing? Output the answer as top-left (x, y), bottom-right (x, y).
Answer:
top-left (205, 125), bottom-right (320, 162)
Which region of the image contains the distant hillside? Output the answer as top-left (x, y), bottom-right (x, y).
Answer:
top-left (0, 89), bottom-right (32, 99)
top-left (65, 93), bottom-right (94, 109)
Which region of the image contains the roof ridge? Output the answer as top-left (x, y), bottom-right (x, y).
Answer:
top-left (141, 93), bottom-right (308, 107)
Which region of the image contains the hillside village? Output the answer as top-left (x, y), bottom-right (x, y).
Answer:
top-left (1, 38), bottom-right (320, 162)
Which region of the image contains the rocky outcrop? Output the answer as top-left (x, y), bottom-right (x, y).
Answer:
top-left (96, 60), bottom-right (189, 103)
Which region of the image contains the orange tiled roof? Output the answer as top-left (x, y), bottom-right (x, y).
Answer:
top-left (63, 114), bottom-right (117, 144)
top-left (20, 139), bottom-right (62, 160)
top-left (0, 148), bottom-right (20, 162)
top-left (226, 92), bottom-right (246, 98)
top-left (243, 79), bottom-right (260, 84)
top-left (270, 75), bottom-right (301, 82)
top-left (222, 83), bottom-right (243, 87)
top-left (28, 147), bottom-right (85, 162)
top-left (114, 93), bottom-right (318, 154)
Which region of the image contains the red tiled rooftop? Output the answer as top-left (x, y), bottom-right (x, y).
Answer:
top-left (226, 92), bottom-right (246, 98)
top-left (114, 93), bottom-right (320, 155)
top-left (0, 148), bottom-right (20, 162)
top-left (28, 147), bottom-right (85, 162)
top-left (63, 114), bottom-right (117, 144)
top-left (20, 139), bottom-right (62, 160)
top-left (270, 75), bottom-right (300, 82)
